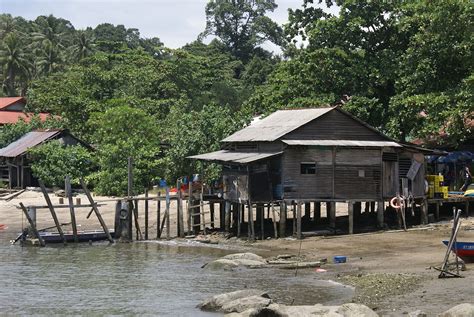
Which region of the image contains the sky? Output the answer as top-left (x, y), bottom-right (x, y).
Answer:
top-left (0, 0), bottom-right (320, 51)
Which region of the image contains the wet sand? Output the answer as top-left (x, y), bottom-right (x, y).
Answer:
top-left (1, 190), bottom-right (473, 315)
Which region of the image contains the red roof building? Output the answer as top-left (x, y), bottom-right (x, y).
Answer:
top-left (0, 97), bottom-right (52, 125)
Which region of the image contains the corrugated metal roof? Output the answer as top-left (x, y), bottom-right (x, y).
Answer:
top-left (222, 108), bottom-right (333, 142)
top-left (188, 150), bottom-right (283, 164)
top-left (0, 130), bottom-right (63, 157)
top-left (282, 140), bottom-right (402, 147)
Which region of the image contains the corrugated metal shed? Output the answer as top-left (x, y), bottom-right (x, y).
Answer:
top-left (189, 150), bottom-right (282, 164)
top-left (0, 130), bottom-right (62, 157)
top-left (282, 140), bottom-right (402, 147)
top-left (222, 108), bottom-right (333, 142)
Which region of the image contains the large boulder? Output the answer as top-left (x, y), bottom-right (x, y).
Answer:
top-left (337, 303), bottom-right (379, 317)
top-left (224, 303), bottom-right (378, 317)
top-left (198, 289), bottom-right (269, 312)
top-left (203, 259), bottom-right (239, 270)
top-left (223, 253), bottom-right (267, 263)
top-left (439, 303), bottom-right (474, 317)
top-left (221, 295), bottom-right (272, 313)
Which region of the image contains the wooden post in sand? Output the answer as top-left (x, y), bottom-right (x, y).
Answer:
top-left (348, 201), bottom-right (354, 234)
top-left (39, 180), bottom-right (66, 244)
top-left (279, 201), bottom-right (286, 238)
top-left (296, 201), bottom-right (302, 240)
top-left (65, 176), bottom-right (78, 243)
top-left (421, 198), bottom-right (428, 225)
top-left (144, 189), bottom-right (149, 240)
top-left (156, 192), bottom-right (161, 239)
top-left (19, 202), bottom-right (45, 247)
top-left (313, 202), bottom-right (321, 223)
top-left (377, 201), bottom-right (384, 228)
top-left (328, 202), bottom-right (336, 229)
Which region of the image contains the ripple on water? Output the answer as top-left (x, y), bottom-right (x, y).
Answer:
top-left (0, 239), bottom-right (353, 315)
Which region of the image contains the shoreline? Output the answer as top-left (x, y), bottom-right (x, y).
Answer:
top-left (1, 190), bottom-right (474, 315)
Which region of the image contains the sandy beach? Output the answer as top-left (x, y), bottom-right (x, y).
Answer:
top-left (1, 189), bottom-right (473, 316)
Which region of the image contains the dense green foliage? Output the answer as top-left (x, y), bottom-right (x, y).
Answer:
top-left (248, 0), bottom-right (473, 145)
top-left (28, 140), bottom-right (95, 187)
top-left (1, 0), bottom-right (472, 194)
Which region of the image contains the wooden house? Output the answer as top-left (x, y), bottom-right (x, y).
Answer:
top-left (190, 107), bottom-right (427, 205)
top-left (0, 129), bottom-right (90, 188)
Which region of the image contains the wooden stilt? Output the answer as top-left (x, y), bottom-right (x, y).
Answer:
top-left (248, 201), bottom-right (255, 240)
top-left (237, 203), bottom-right (241, 237)
top-left (38, 180), bottom-right (66, 244)
top-left (156, 192), bottom-right (161, 239)
top-left (165, 188), bottom-right (171, 239)
top-left (19, 202), bottom-right (45, 246)
top-left (348, 201), bottom-right (354, 234)
top-left (435, 202), bottom-right (440, 220)
top-left (133, 200), bottom-right (143, 240)
top-left (210, 203), bottom-right (215, 229)
top-left (328, 202), bottom-right (336, 229)
top-left (292, 202), bottom-right (296, 236)
top-left (65, 176), bottom-right (78, 243)
top-left (296, 201), bottom-right (302, 239)
top-left (187, 182), bottom-right (192, 234)
top-left (177, 185), bottom-right (184, 237)
top-left (271, 202), bottom-right (277, 238)
top-left (314, 202), bottom-right (321, 223)
top-left (304, 202), bottom-right (311, 220)
top-left (219, 202), bottom-right (225, 229)
top-left (377, 201), bottom-right (384, 228)
top-left (80, 178), bottom-right (114, 243)
top-left (144, 189), bottom-right (149, 240)
top-left (279, 201), bottom-right (286, 238)
top-left (421, 199), bottom-right (428, 225)
top-left (465, 201), bottom-right (470, 218)
top-left (224, 201), bottom-right (231, 232)
top-left (260, 204), bottom-right (265, 240)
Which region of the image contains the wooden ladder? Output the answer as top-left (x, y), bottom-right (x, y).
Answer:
top-left (187, 182), bottom-right (214, 235)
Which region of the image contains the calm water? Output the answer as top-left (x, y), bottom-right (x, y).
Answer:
top-left (0, 234), bottom-right (354, 316)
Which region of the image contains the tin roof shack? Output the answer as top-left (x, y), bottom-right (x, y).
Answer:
top-left (190, 107), bottom-right (429, 238)
top-left (0, 129), bottom-right (89, 188)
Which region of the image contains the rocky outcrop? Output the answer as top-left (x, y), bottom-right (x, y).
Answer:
top-left (439, 303), bottom-right (474, 317)
top-left (203, 253), bottom-right (268, 270)
top-left (197, 289), bottom-right (269, 312)
top-left (199, 290), bottom-right (378, 317)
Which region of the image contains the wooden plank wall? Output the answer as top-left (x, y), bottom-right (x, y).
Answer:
top-left (283, 110), bottom-right (388, 141)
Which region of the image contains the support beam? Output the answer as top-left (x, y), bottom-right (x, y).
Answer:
top-left (377, 201), bottom-right (384, 228)
top-left (156, 192), bottom-right (161, 239)
top-left (144, 189), bottom-right (149, 240)
top-left (313, 202), bottom-right (321, 223)
top-left (210, 203), bottom-right (215, 229)
top-left (304, 203), bottom-right (311, 220)
top-left (348, 201), bottom-right (354, 234)
top-left (65, 176), bottom-right (78, 243)
top-left (224, 201), bottom-right (231, 232)
top-left (328, 202), bottom-right (336, 229)
top-left (38, 180), bottom-right (66, 244)
top-left (19, 202), bottom-right (45, 247)
top-left (248, 201), bottom-right (255, 240)
top-left (279, 201), bottom-right (286, 238)
top-left (421, 199), bottom-right (428, 225)
top-left (296, 201), bottom-right (302, 239)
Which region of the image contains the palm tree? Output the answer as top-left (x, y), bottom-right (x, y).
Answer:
top-left (36, 40), bottom-right (64, 76)
top-left (0, 33), bottom-right (31, 96)
top-left (69, 30), bottom-right (96, 61)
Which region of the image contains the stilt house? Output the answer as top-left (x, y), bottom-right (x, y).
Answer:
top-left (190, 107), bottom-right (426, 204)
top-left (0, 129), bottom-right (90, 188)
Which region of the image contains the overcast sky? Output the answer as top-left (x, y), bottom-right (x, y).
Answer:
top-left (0, 0), bottom-right (325, 51)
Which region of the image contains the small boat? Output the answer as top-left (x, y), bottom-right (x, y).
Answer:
top-left (442, 240), bottom-right (474, 263)
top-left (39, 230), bottom-right (115, 243)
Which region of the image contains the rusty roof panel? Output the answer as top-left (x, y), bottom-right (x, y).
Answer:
top-left (0, 130), bottom-right (62, 157)
top-left (188, 150), bottom-right (282, 164)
